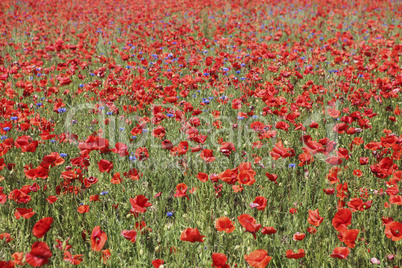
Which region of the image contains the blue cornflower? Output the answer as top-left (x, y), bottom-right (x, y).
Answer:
top-left (100, 191), bottom-right (109, 196)
top-left (167, 212), bottom-right (173, 217)
top-left (60, 153), bottom-right (67, 157)
top-left (289, 164), bottom-right (296, 168)
top-left (3, 127), bottom-right (10, 132)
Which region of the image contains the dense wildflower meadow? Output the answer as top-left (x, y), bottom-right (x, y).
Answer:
top-left (1, 0), bottom-right (402, 267)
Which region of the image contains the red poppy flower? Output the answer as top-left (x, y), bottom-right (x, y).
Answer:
top-left (330, 247), bottom-right (350, 259)
top-left (91, 226), bottom-right (107, 251)
top-left (238, 170), bottom-right (256, 185)
top-left (212, 253), bottom-right (230, 268)
top-left (111, 173), bottom-right (123, 184)
top-left (215, 217), bottom-right (235, 233)
top-left (292, 232), bottom-right (305, 241)
top-left (220, 142), bottom-right (236, 156)
top-left (25, 241), bottom-right (52, 267)
top-left (200, 149), bottom-right (216, 163)
top-left (307, 227), bottom-right (317, 234)
top-left (177, 141), bottom-right (189, 155)
top-left (151, 125), bottom-right (166, 139)
top-left (121, 230), bottom-right (137, 243)
top-left (250, 196), bottom-right (267, 211)
top-left (180, 228), bottom-right (205, 243)
top-left (359, 157), bottom-right (368, 165)
top-left (308, 209), bottom-right (323, 226)
top-left (265, 172), bottom-right (278, 184)
top-left (77, 205), bottom-right (90, 214)
top-left (161, 140), bottom-right (173, 150)
top-left (174, 183), bottom-right (189, 200)
top-left (286, 249), bottom-right (306, 259)
top-left (0, 233), bottom-right (12, 243)
top-left (323, 188), bottom-right (335, 195)
top-left (98, 159), bottom-right (113, 173)
top-left (338, 229), bottom-right (359, 248)
top-left (289, 208), bottom-right (298, 214)
top-left (384, 221), bottom-right (402, 241)
top-left (135, 147), bottom-right (149, 161)
top-left (152, 259), bottom-right (165, 268)
top-left (244, 249), bottom-right (272, 268)
top-left (123, 168), bottom-right (143, 180)
top-left (33, 217), bottom-right (53, 238)
top-left (238, 214), bottom-right (262, 239)
top-left (196, 172), bottom-right (209, 182)
top-left (111, 142), bottom-right (129, 157)
top-left (261, 227), bottom-right (277, 235)
top-left (332, 208), bottom-right (352, 232)
top-left (15, 207), bottom-right (35, 219)
top-left (130, 195), bottom-right (152, 213)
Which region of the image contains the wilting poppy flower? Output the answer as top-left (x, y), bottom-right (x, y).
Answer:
top-left (63, 252), bottom-right (84, 265)
top-left (261, 227), bottom-right (277, 235)
top-left (330, 247), bottom-right (350, 259)
top-left (212, 253), bottom-right (230, 268)
top-left (180, 228), bottom-right (205, 243)
top-left (55, 237), bottom-right (72, 251)
top-left (244, 249), bottom-right (272, 268)
top-left (308, 209), bottom-right (324, 226)
top-left (215, 217), bottom-right (235, 233)
top-left (91, 226), bottom-right (107, 251)
top-left (25, 242), bottom-right (52, 267)
top-left (152, 259), bottom-right (164, 268)
top-left (384, 221), bottom-right (402, 241)
top-left (130, 195), bottom-right (152, 213)
top-left (33, 217), bottom-right (53, 238)
top-left (121, 230), bottom-right (137, 243)
top-left (332, 208), bottom-right (352, 231)
top-left (307, 227), bottom-right (317, 234)
top-left (101, 249), bottom-right (111, 264)
top-left (98, 159), bottom-right (113, 173)
top-left (286, 249), bottom-right (306, 259)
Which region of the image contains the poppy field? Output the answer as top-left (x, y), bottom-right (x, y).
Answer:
top-left (1, 0), bottom-right (402, 267)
